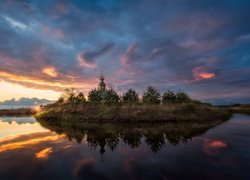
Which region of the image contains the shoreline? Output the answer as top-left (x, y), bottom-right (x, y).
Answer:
top-left (0, 108), bottom-right (35, 117)
top-left (35, 102), bottom-right (233, 123)
top-left (1, 104), bottom-right (249, 122)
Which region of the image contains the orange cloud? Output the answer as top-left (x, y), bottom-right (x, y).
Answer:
top-left (42, 66), bottom-right (58, 77)
top-left (35, 147), bottom-right (53, 159)
top-left (192, 66), bottom-right (215, 80)
top-left (203, 139), bottom-right (227, 156)
top-left (206, 140), bottom-right (227, 148)
top-left (196, 72), bottom-right (215, 79)
top-left (0, 71), bottom-right (95, 92)
top-left (0, 133), bottom-right (61, 153)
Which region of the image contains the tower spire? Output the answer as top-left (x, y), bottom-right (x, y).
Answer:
top-left (98, 70), bottom-right (106, 91)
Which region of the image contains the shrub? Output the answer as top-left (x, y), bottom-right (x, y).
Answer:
top-left (162, 90), bottom-right (176, 104)
top-left (122, 89), bottom-right (139, 103)
top-left (142, 86), bottom-right (161, 104)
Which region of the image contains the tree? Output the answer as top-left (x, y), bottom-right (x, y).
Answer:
top-left (88, 88), bottom-right (102, 102)
top-left (176, 91), bottom-right (190, 103)
top-left (102, 89), bottom-right (120, 103)
top-left (75, 92), bottom-right (86, 103)
top-left (62, 88), bottom-right (77, 103)
top-left (122, 89), bottom-right (139, 103)
top-left (162, 90), bottom-right (176, 104)
top-left (57, 96), bottom-right (64, 104)
top-left (142, 86), bottom-right (161, 104)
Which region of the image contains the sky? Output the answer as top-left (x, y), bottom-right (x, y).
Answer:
top-left (0, 0), bottom-right (250, 104)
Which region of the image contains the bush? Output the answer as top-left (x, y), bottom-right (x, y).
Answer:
top-left (122, 89), bottom-right (139, 103)
top-left (162, 90), bottom-right (176, 104)
top-left (176, 91), bottom-right (190, 103)
top-left (142, 86), bottom-right (161, 104)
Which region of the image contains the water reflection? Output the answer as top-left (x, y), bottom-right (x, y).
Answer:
top-left (0, 115), bottom-right (250, 179)
top-left (0, 116), bottom-right (36, 124)
top-left (0, 117), bottom-right (47, 138)
top-left (37, 118), bottom-right (225, 154)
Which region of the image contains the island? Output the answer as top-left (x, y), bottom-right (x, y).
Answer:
top-left (35, 75), bottom-right (232, 123)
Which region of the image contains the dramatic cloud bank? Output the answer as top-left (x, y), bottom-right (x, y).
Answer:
top-left (0, 0), bottom-right (250, 104)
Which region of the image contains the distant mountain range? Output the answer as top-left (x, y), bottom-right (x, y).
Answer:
top-left (0, 97), bottom-right (55, 106)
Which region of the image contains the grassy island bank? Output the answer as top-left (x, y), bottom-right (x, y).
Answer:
top-left (36, 102), bottom-right (231, 123)
top-left (36, 86), bottom-right (232, 123)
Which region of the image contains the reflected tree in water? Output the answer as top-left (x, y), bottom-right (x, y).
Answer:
top-left (37, 118), bottom-right (225, 160)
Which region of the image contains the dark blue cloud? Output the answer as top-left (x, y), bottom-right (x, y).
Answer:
top-left (0, 0), bottom-right (249, 104)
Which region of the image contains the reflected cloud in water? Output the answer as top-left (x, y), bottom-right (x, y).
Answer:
top-left (0, 114), bottom-right (249, 179)
top-left (0, 117), bottom-right (48, 138)
top-left (35, 147), bottom-right (53, 159)
top-left (203, 139), bottom-right (228, 156)
top-left (0, 116), bottom-right (36, 124)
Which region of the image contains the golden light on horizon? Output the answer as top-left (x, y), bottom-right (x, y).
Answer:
top-left (42, 67), bottom-right (58, 77)
top-left (33, 106), bottom-right (42, 113)
top-left (0, 81), bottom-right (60, 101)
top-left (0, 71), bottom-right (97, 101)
top-left (0, 71), bottom-right (77, 89)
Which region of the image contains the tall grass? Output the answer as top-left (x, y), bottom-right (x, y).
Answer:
top-left (36, 102), bottom-right (232, 123)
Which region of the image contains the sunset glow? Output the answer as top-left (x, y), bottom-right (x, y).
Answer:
top-left (195, 72), bottom-right (216, 80)
top-left (42, 67), bottom-right (58, 77)
top-left (0, 133), bottom-right (61, 153)
top-left (35, 147), bottom-right (53, 159)
top-left (0, 81), bottom-right (60, 101)
top-left (0, 0), bottom-right (249, 104)
top-left (192, 66), bottom-right (216, 81)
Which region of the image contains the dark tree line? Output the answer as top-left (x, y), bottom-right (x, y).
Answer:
top-left (57, 86), bottom-right (191, 104)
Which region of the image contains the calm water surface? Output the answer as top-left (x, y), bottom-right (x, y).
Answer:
top-left (0, 114), bottom-right (249, 180)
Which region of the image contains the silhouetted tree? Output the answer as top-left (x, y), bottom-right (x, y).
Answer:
top-left (102, 89), bottom-right (120, 103)
top-left (122, 89), bottom-right (139, 103)
top-left (88, 88), bottom-right (102, 102)
top-left (162, 90), bottom-right (176, 104)
top-left (176, 91), bottom-right (190, 103)
top-left (142, 86), bottom-right (161, 104)
top-left (75, 92), bottom-right (86, 103)
top-left (62, 88), bottom-right (77, 103)
top-left (57, 96), bottom-right (64, 104)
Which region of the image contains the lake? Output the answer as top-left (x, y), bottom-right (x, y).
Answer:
top-left (0, 114), bottom-right (249, 179)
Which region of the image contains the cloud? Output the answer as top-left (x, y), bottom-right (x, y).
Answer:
top-left (120, 44), bottom-right (139, 67)
top-left (77, 43), bottom-right (114, 68)
top-left (3, 15), bottom-right (28, 30)
top-left (42, 66), bottom-right (58, 77)
top-left (35, 147), bottom-right (53, 159)
top-left (192, 66), bottom-right (215, 80)
top-left (0, 132), bottom-right (61, 153)
top-left (0, 0), bottom-right (249, 103)
top-left (203, 139), bottom-right (228, 156)
top-left (74, 157), bottom-right (108, 179)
